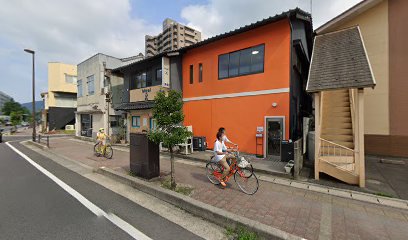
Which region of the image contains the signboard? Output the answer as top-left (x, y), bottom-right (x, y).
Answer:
top-left (256, 126), bottom-right (264, 133)
top-left (162, 57), bottom-right (170, 88)
top-left (256, 133), bottom-right (263, 138)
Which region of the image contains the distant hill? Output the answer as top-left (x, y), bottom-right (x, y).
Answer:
top-left (21, 101), bottom-right (44, 113)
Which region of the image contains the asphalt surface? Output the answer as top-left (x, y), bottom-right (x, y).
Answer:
top-left (0, 141), bottom-right (203, 240)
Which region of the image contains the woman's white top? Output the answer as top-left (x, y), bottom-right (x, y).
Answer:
top-left (213, 140), bottom-right (226, 162)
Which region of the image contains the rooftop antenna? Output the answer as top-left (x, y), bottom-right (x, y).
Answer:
top-left (310, 0), bottom-right (313, 15)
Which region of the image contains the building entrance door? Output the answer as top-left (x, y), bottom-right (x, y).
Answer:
top-left (80, 114), bottom-right (92, 137)
top-left (266, 118), bottom-right (284, 156)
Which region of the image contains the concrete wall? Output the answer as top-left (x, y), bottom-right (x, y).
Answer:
top-left (47, 62), bottom-right (77, 107)
top-left (75, 54), bottom-right (124, 138)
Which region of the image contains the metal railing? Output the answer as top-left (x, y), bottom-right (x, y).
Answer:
top-left (38, 134), bottom-right (49, 148)
top-left (319, 137), bottom-right (354, 157)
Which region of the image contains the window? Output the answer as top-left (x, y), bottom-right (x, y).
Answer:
top-left (109, 115), bottom-right (120, 128)
top-left (132, 116), bottom-right (140, 128)
top-left (228, 52), bottom-right (239, 77)
top-left (189, 65), bottom-right (194, 84)
top-left (199, 63), bottom-right (203, 82)
top-left (218, 55), bottom-right (229, 79)
top-left (87, 75), bottom-right (95, 95)
top-left (251, 45), bottom-right (264, 73)
top-left (77, 80), bottom-right (83, 97)
top-left (149, 118), bottom-right (157, 130)
top-left (239, 48), bottom-right (252, 75)
top-left (146, 69), bottom-right (153, 87)
top-left (156, 68), bottom-right (162, 84)
top-left (218, 44), bottom-right (265, 79)
top-left (65, 74), bottom-right (77, 84)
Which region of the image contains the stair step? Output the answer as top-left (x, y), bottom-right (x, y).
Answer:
top-left (319, 159), bottom-right (358, 185)
top-left (324, 111), bottom-right (351, 117)
top-left (324, 106), bottom-right (352, 113)
top-left (323, 102), bottom-right (350, 108)
top-left (321, 128), bottom-right (353, 135)
top-left (322, 123), bottom-right (353, 129)
top-left (321, 134), bottom-right (353, 142)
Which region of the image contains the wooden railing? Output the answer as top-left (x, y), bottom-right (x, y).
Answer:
top-left (319, 138), bottom-right (354, 157)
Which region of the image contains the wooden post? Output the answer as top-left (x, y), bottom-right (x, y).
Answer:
top-left (358, 89), bottom-right (365, 187)
top-left (314, 92), bottom-right (320, 180)
top-left (354, 89), bottom-right (360, 177)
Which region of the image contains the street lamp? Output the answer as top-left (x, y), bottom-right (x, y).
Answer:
top-left (24, 48), bottom-right (36, 142)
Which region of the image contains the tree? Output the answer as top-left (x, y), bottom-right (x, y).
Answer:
top-left (10, 111), bottom-right (22, 126)
top-left (147, 90), bottom-right (192, 189)
top-left (1, 99), bottom-right (30, 116)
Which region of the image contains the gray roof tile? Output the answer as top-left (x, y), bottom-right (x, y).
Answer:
top-left (306, 27), bottom-right (375, 92)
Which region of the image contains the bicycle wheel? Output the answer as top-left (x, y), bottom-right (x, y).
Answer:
top-left (238, 163), bottom-right (254, 178)
top-left (206, 162), bottom-right (222, 185)
top-left (104, 145), bottom-right (113, 159)
top-left (94, 143), bottom-right (101, 157)
top-left (234, 171), bottom-right (259, 195)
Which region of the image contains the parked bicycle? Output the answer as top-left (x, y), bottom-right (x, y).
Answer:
top-left (206, 148), bottom-right (259, 195)
top-left (94, 138), bottom-right (113, 159)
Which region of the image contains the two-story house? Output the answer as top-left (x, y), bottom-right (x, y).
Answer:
top-left (112, 52), bottom-right (182, 140)
top-left (41, 62), bottom-right (77, 131)
top-left (75, 53), bottom-right (143, 139)
top-left (180, 9), bottom-right (313, 155)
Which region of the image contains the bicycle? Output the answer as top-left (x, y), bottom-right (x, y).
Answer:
top-left (94, 138), bottom-right (113, 159)
top-left (206, 148), bottom-right (259, 195)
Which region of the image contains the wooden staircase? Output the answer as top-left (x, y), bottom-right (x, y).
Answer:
top-left (315, 89), bottom-right (363, 185)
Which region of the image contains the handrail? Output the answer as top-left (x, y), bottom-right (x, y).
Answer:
top-left (320, 138), bottom-right (355, 152)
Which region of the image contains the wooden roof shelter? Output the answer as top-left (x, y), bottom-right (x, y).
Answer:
top-left (307, 26), bottom-right (375, 187)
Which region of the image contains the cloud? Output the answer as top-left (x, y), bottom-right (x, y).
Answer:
top-left (181, 0), bottom-right (362, 39)
top-left (0, 0), bottom-right (161, 102)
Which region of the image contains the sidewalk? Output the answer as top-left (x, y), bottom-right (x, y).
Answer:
top-left (165, 148), bottom-right (408, 201)
top-left (39, 137), bottom-right (408, 240)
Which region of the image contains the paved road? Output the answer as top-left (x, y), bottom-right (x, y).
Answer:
top-left (0, 141), bottom-right (203, 240)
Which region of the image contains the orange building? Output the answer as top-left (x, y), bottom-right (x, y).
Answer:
top-left (181, 9), bottom-right (313, 156)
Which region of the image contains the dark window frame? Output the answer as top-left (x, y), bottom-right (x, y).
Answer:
top-left (218, 44), bottom-right (265, 80)
top-left (199, 63), bottom-right (203, 83)
top-left (132, 116), bottom-right (140, 128)
top-left (189, 64), bottom-right (194, 84)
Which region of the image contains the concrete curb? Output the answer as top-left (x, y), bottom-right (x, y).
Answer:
top-left (25, 140), bottom-right (49, 150)
top-left (97, 167), bottom-right (303, 240)
top-left (257, 176), bottom-right (408, 210)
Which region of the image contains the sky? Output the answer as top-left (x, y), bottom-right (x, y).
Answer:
top-left (0, 0), bottom-right (362, 103)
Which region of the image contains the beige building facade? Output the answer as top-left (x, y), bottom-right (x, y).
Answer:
top-left (145, 18), bottom-right (201, 57)
top-left (41, 62), bottom-right (77, 131)
top-left (316, 0), bottom-right (408, 157)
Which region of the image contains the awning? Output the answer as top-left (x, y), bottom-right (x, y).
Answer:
top-left (115, 101), bottom-right (155, 111)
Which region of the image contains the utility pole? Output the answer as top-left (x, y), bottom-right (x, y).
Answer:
top-left (24, 48), bottom-right (36, 142)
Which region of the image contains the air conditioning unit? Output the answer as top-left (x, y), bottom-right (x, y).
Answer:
top-left (65, 125), bottom-right (75, 130)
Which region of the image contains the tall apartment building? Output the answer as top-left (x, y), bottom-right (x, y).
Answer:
top-left (0, 91), bottom-right (13, 114)
top-left (145, 18), bottom-right (201, 57)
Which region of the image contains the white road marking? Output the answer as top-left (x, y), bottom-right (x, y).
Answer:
top-left (5, 142), bottom-right (152, 240)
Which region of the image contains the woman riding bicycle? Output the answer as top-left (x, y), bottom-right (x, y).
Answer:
top-left (213, 131), bottom-right (234, 187)
top-left (96, 128), bottom-right (108, 155)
